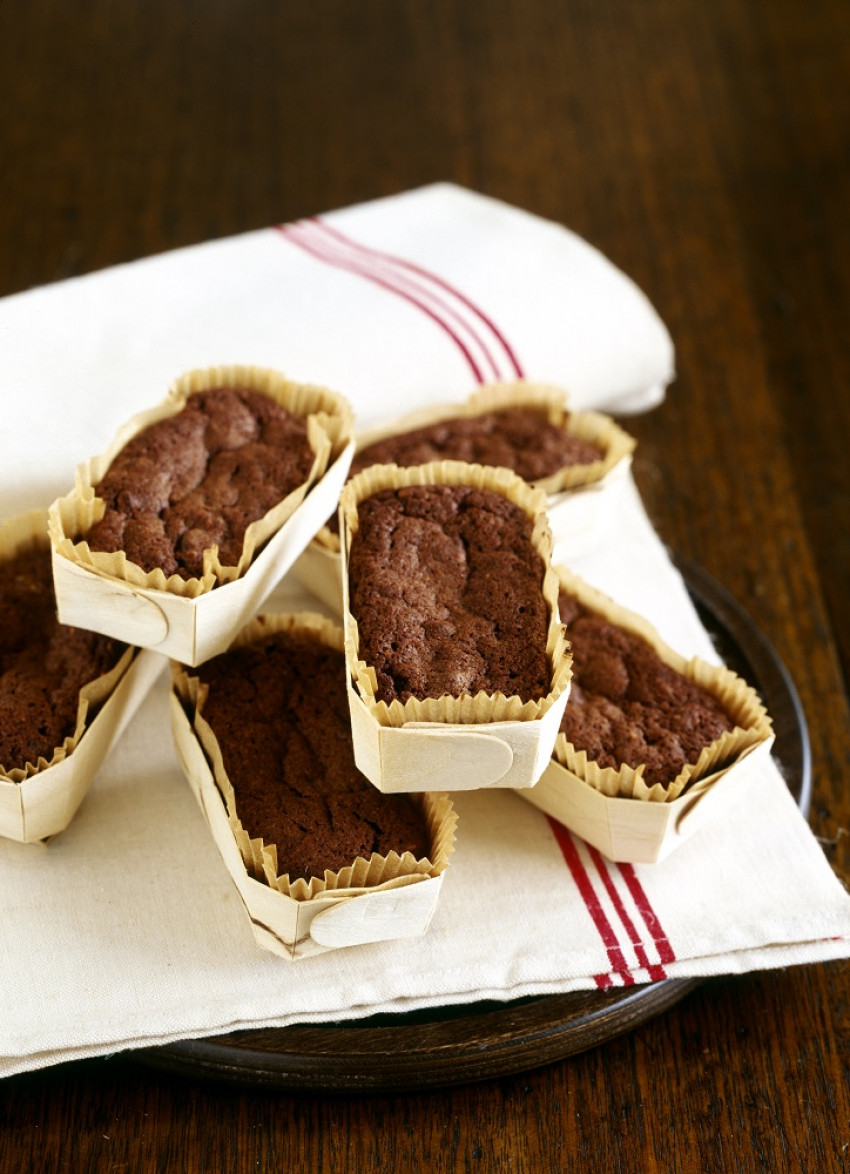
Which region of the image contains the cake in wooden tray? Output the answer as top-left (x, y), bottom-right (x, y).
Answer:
top-left (295, 381), bottom-right (634, 613)
top-left (48, 365), bottom-right (355, 664)
top-left (1, 510), bottom-right (159, 844)
top-left (171, 613), bottom-right (457, 959)
top-left (520, 568), bottom-right (775, 862)
top-left (338, 461), bottom-right (572, 792)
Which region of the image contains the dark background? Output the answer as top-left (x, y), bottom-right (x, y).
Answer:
top-left (1, 2), bottom-right (849, 1170)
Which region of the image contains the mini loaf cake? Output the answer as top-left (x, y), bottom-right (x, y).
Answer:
top-left (558, 591), bottom-right (734, 786)
top-left (0, 545), bottom-right (125, 774)
top-left (348, 482), bottom-right (551, 706)
top-left (519, 572), bottom-right (775, 859)
top-left (196, 626), bottom-right (431, 882)
top-left (86, 386), bottom-right (315, 580)
top-left (351, 406), bottom-right (604, 479)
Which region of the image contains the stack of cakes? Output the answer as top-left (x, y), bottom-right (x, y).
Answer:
top-left (328, 381), bottom-right (772, 859)
top-left (3, 365), bottom-right (775, 956)
top-left (294, 380), bottom-right (635, 612)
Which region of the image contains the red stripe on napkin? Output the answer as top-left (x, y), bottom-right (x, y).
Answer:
top-left (616, 862), bottom-right (677, 966)
top-left (587, 846), bottom-right (668, 982)
top-left (278, 222), bottom-right (486, 380)
top-left (547, 817), bottom-right (636, 987)
top-left (277, 218), bottom-right (523, 383)
top-left (310, 218), bottom-right (525, 380)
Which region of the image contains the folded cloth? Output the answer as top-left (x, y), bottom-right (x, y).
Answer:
top-left (1, 186), bottom-right (849, 1079)
top-left (0, 183), bottom-right (672, 518)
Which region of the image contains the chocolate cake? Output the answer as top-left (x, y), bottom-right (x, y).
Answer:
top-left (348, 484), bottom-right (551, 706)
top-left (326, 407), bottom-right (604, 534)
top-left (352, 407), bottom-right (603, 482)
top-left (0, 546), bottom-right (125, 773)
top-left (558, 592), bottom-right (734, 785)
top-left (86, 386), bottom-right (315, 579)
top-left (197, 629), bottom-right (431, 882)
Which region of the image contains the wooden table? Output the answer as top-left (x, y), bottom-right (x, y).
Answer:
top-left (1, 1), bottom-right (849, 1169)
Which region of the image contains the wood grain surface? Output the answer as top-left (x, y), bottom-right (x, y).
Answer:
top-left (2, 0), bottom-right (850, 1170)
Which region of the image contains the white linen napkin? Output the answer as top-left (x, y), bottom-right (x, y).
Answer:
top-left (1, 185), bottom-right (848, 1079)
top-left (0, 183), bottom-right (672, 518)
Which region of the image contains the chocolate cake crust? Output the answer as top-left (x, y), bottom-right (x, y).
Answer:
top-left (87, 386), bottom-right (314, 579)
top-left (348, 483), bottom-right (551, 706)
top-left (0, 546), bottom-right (125, 772)
top-left (353, 407), bottom-right (603, 483)
top-left (558, 592), bottom-right (734, 785)
top-left (198, 630), bottom-right (431, 883)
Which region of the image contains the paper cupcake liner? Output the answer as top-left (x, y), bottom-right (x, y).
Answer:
top-left (550, 567), bottom-right (774, 802)
top-left (49, 364), bottom-right (354, 598)
top-left (171, 612), bottom-right (458, 958)
top-left (0, 510), bottom-right (162, 841)
top-left (293, 382), bottom-right (634, 607)
top-left (337, 462), bottom-right (572, 792)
